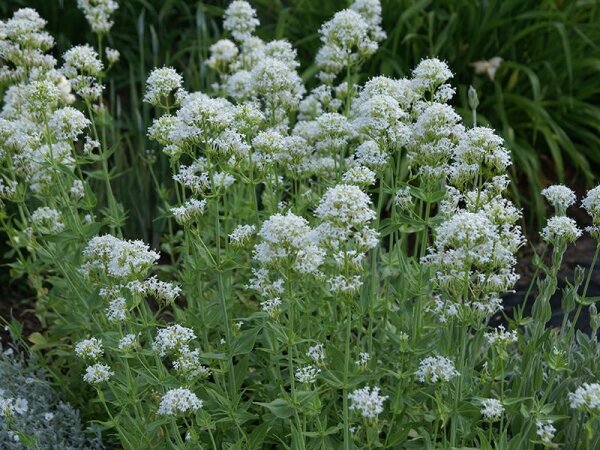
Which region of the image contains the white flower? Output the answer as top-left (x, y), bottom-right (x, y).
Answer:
top-left (49, 106), bottom-right (90, 141)
top-left (480, 398), bottom-right (504, 421)
top-left (83, 363), bottom-right (114, 384)
top-left (173, 346), bottom-right (211, 380)
top-left (485, 325), bottom-right (518, 347)
top-left (260, 297), bottom-right (282, 317)
top-left (105, 47), bottom-right (120, 64)
top-left (315, 184), bottom-right (376, 228)
top-left (353, 140), bottom-right (389, 171)
top-left (582, 185), bottom-right (600, 224)
top-left (536, 420), bottom-right (556, 446)
top-left (223, 1), bottom-right (259, 42)
top-left (153, 324), bottom-right (196, 356)
top-left (31, 207), bottom-right (64, 234)
top-left (568, 383), bottom-right (600, 413)
top-left (81, 235), bottom-right (160, 280)
top-left (0, 397), bottom-right (29, 417)
top-left (75, 337), bottom-right (103, 360)
top-left (394, 187), bottom-right (413, 211)
top-left (415, 356), bottom-right (459, 383)
top-left (77, 0), bottom-right (118, 34)
top-left (250, 57), bottom-right (305, 113)
top-left (207, 39), bottom-right (239, 72)
top-left (70, 179), bottom-right (85, 200)
top-left (342, 166), bottom-right (376, 186)
top-left (540, 216), bottom-right (582, 245)
top-left (106, 297), bottom-right (127, 322)
top-left (118, 333), bottom-right (138, 351)
top-left (348, 386), bottom-right (388, 420)
top-left (229, 224), bottom-right (256, 246)
top-left (295, 365), bottom-right (320, 384)
top-left (158, 388), bottom-right (203, 416)
top-left (307, 343), bottom-right (326, 365)
top-left (541, 185), bottom-right (576, 215)
top-left (144, 67), bottom-right (183, 106)
top-left (411, 58), bottom-right (453, 94)
top-left (127, 276), bottom-right (181, 303)
top-left (355, 351), bottom-right (370, 368)
top-left (171, 198), bottom-right (207, 224)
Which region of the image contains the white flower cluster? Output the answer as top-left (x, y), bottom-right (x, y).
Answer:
top-left (316, 1), bottom-right (385, 84)
top-left (307, 343), bottom-right (326, 366)
top-left (157, 388), bottom-right (202, 416)
top-left (30, 206), bottom-right (64, 234)
top-left (127, 276), bottom-right (182, 303)
top-left (143, 67), bottom-right (184, 107)
top-left (229, 224), bottom-right (256, 246)
top-left (348, 386), bottom-right (388, 420)
top-left (415, 356), bottom-right (459, 384)
top-left (568, 382), bottom-right (600, 413)
top-left (541, 184), bottom-right (576, 215)
top-left (0, 396), bottom-right (29, 418)
top-left (76, 0), bottom-right (119, 34)
top-left (61, 44), bottom-right (104, 100)
top-left (0, 8), bottom-right (56, 82)
top-left (152, 324), bottom-right (196, 357)
top-left (83, 363), bottom-right (114, 384)
top-left (254, 211), bottom-right (324, 275)
top-left (536, 420), bottom-right (556, 446)
top-left (423, 209), bottom-right (522, 317)
top-left (480, 398), bottom-right (504, 422)
top-left (295, 365), bottom-right (320, 384)
top-left (484, 325), bottom-right (518, 347)
top-left (81, 235), bottom-right (160, 280)
top-left (74, 337), bottom-right (104, 360)
top-left (541, 216), bottom-right (582, 246)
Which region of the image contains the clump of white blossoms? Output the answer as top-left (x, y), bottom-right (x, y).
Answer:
top-left (568, 383), bottom-right (600, 413)
top-left (83, 363), bottom-right (114, 384)
top-left (81, 235), bottom-right (160, 280)
top-left (49, 106), bottom-right (90, 141)
top-left (485, 325), bottom-right (518, 347)
top-left (106, 297), bottom-right (126, 322)
top-left (582, 185), bottom-right (600, 240)
top-left (61, 44), bottom-right (104, 100)
top-left (536, 420), bottom-right (556, 446)
top-left (157, 388), bottom-right (203, 416)
top-left (423, 209), bottom-right (522, 318)
top-left (0, 8), bottom-right (55, 82)
top-left (415, 356), bottom-right (459, 384)
top-left (118, 333), bottom-right (138, 351)
top-left (75, 337), bottom-right (103, 360)
top-left (541, 216), bottom-right (582, 246)
top-left (541, 185), bottom-right (576, 216)
top-left (307, 343), bottom-right (326, 366)
top-left (480, 398), bottom-right (504, 422)
top-left (152, 324), bottom-right (196, 357)
top-left (30, 207), bottom-right (65, 234)
top-left (143, 67), bottom-right (184, 107)
top-left (229, 224), bottom-right (256, 246)
top-left (316, 1), bottom-right (385, 84)
top-left (127, 276), bottom-right (181, 303)
top-left (223, 1), bottom-right (259, 42)
top-left (0, 396), bottom-right (29, 418)
top-left (254, 211), bottom-right (324, 275)
top-left (348, 386), bottom-right (388, 420)
top-left (295, 365), bottom-right (320, 384)
top-left (76, 0), bottom-right (119, 34)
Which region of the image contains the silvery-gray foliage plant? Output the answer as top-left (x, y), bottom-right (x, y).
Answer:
top-left (0, 346), bottom-right (103, 449)
top-left (1, 0), bottom-right (600, 448)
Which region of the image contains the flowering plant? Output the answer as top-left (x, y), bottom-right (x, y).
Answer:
top-left (1, 1), bottom-right (600, 449)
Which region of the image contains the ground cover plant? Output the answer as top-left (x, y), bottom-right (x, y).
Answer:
top-left (1, 1), bottom-right (600, 449)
